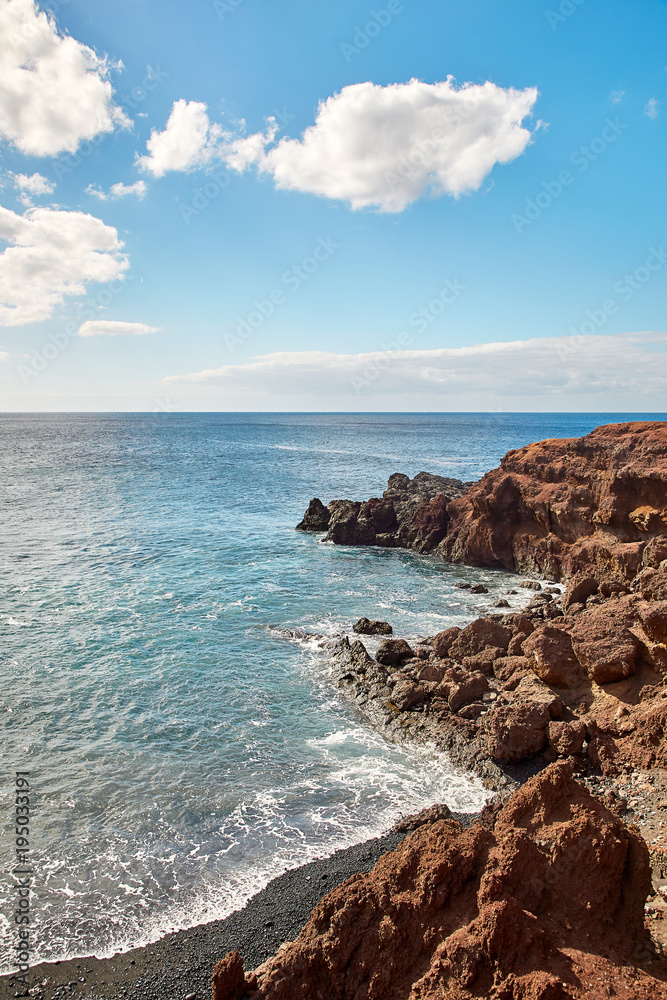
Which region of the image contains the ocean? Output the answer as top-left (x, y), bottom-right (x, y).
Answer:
top-left (0, 411), bottom-right (662, 969)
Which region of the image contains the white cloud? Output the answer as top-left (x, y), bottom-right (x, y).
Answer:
top-left (11, 172), bottom-right (55, 195)
top-left (136, 99), bottom-right (222, 177)
top-left (610, 90), bottom-right (625, 105)
top-left (0, 203), bottom-right (128, 326)
top-left (8, 170), bottom-right (55, 206)
top-left (86, 180), bottom-right (147, 201)
top-left (79, 320), bottom-right (160, 337)
top-left (222, 78), bottom-right (539, 212)
top-left (644, 97), bottom-right (660, 120)
top-left (0, 0), bottom-right (129, 156)
top-left (163, 332), bottom-right (667, 399)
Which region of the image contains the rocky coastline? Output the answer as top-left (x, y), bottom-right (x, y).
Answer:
top-left (215, 421), bottom-right (667, 999)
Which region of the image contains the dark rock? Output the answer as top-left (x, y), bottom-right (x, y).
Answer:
top-left (352, 618), bottom-right (392, 636)
top-left (375, 638), bottom-right (414, 667)
top-left (295, 498), bottom-right (330, 532)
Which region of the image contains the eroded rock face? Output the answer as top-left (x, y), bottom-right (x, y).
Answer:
top-left (295, 498), bottom-right (330, 532)
top-left (439, 422), bottom-right (667, 585)
top-left (297, 472), bottom-right (470, 552)
top-left (213, 763), bottom-right (660, 1000)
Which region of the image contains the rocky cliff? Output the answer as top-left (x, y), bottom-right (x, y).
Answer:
top-left (440, 421), bottom-right (667, 584)
top-left (212, 762), bottom-right (664, 999)
top-left (211, 422), bottom-right (667, 1000)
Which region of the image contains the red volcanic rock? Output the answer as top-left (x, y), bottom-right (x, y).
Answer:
top-left (212, 952), bottom-right (254, 1000)
top-left (447, 671), bottom-right (488, 712)
top-left (635, 563), bottom-right (667, 601)
top-left (484, 700), bottom-right (551, 762)
top-left (548, 719), bottom-right (586, 756)
top-left (569, 599), bottom-right (640, 684)
top-left (431, 626), bottom-right (460, 658)
top-left (642, 601), bottom-right (667, 644)
top-left (562, 572), bottom-right (598, 611)
top-left (392, 679), bottom-right (427, 711)
top-left (493, 655), bottom-right (531, 686)
top-left (523, 625), bottom-right (585, 689)
top-left (448, 618), bottom-right (513, 661)
top-left (439, 421), bottom-right (667, 584)
top-left (215, 763), bottom-right (661, 1000)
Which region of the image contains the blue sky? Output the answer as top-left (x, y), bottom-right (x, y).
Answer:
top-left (0, 0), bottom-right (665, 411)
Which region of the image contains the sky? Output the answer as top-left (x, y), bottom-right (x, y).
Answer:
top-left (0, 0), bottom-right (665, 412)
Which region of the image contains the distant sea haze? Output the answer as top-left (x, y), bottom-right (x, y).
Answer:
top-left (0, 412), bottom-right (663, 967)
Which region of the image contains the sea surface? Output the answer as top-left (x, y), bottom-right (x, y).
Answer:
top-left (0, 412), bottom-right (662, 970)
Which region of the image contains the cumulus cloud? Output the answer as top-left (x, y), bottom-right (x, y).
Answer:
top-left (136, 99), bottom-right (222, 176)
top-left (644, 97), bottom-right (660, 120)
top-left (86, 180), bottom-right (147, 200)
top-left (163, 332), bottom-right (667, 399)
top-left (7, 170), bottom-right (55, 206)
top-left (0, 0), bottom-right (129, 156)
top-left (0, 203), bottom-right (128, 326)
top-left (610, 90), bottom-right (625, 105)
top-left (10, 171), bottom-right (55, 195)
top-left (79, 320), bottom-right (160, 337)
top-left (222, 78), bottom-right (539, 211)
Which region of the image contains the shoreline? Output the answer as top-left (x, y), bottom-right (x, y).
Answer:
top-left (0, 817), bottom-right (481, 1000)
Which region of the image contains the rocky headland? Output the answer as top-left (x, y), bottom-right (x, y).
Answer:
top-left (213, 421), bottom-right (667, 999)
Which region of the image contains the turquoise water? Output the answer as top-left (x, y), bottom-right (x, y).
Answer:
top-left (0, 412), bottom-right (662, 968)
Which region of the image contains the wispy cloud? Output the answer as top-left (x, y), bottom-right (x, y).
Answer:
top-left (79, 320), bottom-right (161, 337)
top-left (163, 332), bottom-right (667, 401)
top-left (644, 97), bottom-right (660, 120)
top-left (86, 180), bottom-right (148, 201)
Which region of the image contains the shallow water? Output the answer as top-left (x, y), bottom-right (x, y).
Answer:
top-left (0, 411), bottom-right (658, 967)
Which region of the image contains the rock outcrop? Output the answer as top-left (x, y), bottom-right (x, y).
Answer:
top-left (213, 762), bottom-right (665, 999)
top-left (440, 421), bottom-right (667, 584)
top-left (249, 421), bottom-right (667, 998)
top-left (297, 472), bottom-right (471, 552)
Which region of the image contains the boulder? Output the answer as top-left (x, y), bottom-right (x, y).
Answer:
top-left (431, 626), bottom-right (460, 658)
top-left (375, 638), bottom-right (414, 667)
top-left (569, 600), bottom-right (640, 684)
top-left (352, 617), bottom-right (392, 636)
top-left (522, 625), bottom-right (586, 689)
top-left (391, 680), bottom-right (427, 711)
top-left (448, 618), bottom-right (513, 661)
top-left (448, 671), bottom-right (489, 713)
top-left (295, 498), bottom-right (330, 532)
top-left (484, 700), bottom-right (551, 762)
top-left (212, 952), bottom-right (253, 1000)
top-left (548, 720), bottom-right (586, 756)
top-left (562, 573), bottom-right (598, 612)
